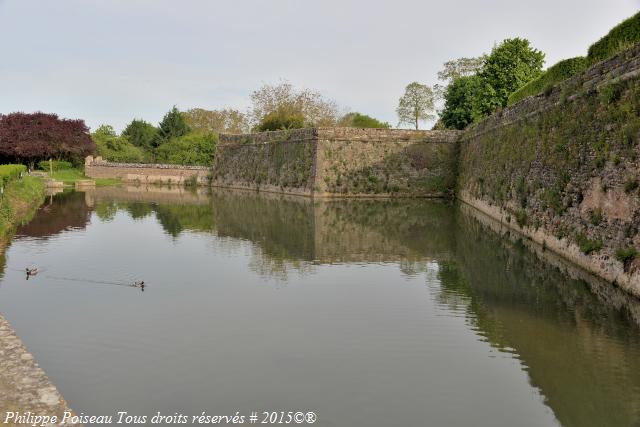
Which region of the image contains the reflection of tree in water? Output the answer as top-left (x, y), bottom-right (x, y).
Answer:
top-left (92, 200), bottom-right (214, 238)
top-left (154, 204), bottom-right (215, 237)
top-left (247, 246), bottom-right (316, 281)
top-left (433, 209), bottom-right (640, 427)
top-left (16, 191), bottom-right (91, 238)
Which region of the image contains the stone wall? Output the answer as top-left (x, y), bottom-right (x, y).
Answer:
top-left (213, 128), bottom-right (460, 197)
top-left (211, 129), bottom-right (317, 196)
top-left (315, 128), bottom-right (459, 197)
top-left (84, 156), bottom-right (210, 185)
top-left (457, 44), bottom-right (640, 296)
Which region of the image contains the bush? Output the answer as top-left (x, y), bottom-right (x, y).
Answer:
top-left (587, 12), bottom-right (640, 64)
top-left (616, 246), bottom-right (638, 264)
top-left (0, 164), bottom-right (27, 186)
top-left (92, 125), bottom-right (148, 163)
top-left (624, 177), bottom-right (639, 193)
top-left (515, 209), bottom-right (528, 227)
top-left (36, 160), bottom-right (73, 171)
top-left (600, 81), bottom-right (625, 105)
top-left (338, 112), bottom-right (390, 128)
top-left (257, 109), bottom-right (305, 132)
top-left (508, 57), bottom-right (588, 105)
top-left (575, 232), bottom-right (603, 254)
top-left (155, 132), bottom-right (217, 166)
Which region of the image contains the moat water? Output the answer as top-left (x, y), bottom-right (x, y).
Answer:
top-left (1, 186), bottom-right (640, 426)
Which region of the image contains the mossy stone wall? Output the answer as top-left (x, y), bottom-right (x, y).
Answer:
top-left (458, 44), bottom-right (640, 296)
top-left (214, 128), bottom-right (460, 197)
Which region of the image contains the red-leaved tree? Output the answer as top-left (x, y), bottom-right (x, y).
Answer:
top-left (0, 112), bottom-right (96, 167)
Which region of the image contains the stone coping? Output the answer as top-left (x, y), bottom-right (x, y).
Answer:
top-left (0, 314), bottom-right (80, 425)
top-left (219, 127), bottom-right (462, 145)
top-left (87, 161), bottom-right (209, 170)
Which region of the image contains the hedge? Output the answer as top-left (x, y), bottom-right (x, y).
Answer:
top-left (0, 164), bottom-right (27, 187)
top-left (37, 160), bottom-right (73, 171)
top-left (507, 57), bottom-right (588, 105)
top-left (587, 12), bottom-right (640, 64)
top-left (507, 12), bottom-right (640, 106)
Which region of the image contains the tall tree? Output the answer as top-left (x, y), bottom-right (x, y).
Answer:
top-left (249, 81), bottom-right (339, 129)
top-left (396, 82), bottom-right (435, 130)
top-left (0, 112), bottom-right (95, 167)
top-left (440, 75), bottom-right (490, 130)
top-left (183, 108), bottom-right (249, 134)
top-left (92, 124), bottom-right (146, 163)
top-left (155, 106), bottom-right (190, 147)
top-left (122, 119), bottom-right (158, 151)
top-left (437, 56), bottom-right (486, 83)
top-left (479, 38), bottom-right (545, 109)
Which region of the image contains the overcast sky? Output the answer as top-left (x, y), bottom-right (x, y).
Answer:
top-left (0, 0), bottom-right (638, 131)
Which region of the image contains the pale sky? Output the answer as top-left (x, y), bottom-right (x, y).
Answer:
top-left (1, 0), bottom-right (638, 131)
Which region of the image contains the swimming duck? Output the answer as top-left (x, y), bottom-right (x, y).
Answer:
top-left (25, 267), bottom-right (38, 276)
top-left (133, 280), bottom-right (145, 289)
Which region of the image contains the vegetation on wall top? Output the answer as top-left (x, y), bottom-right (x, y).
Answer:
top-left (506, 12), bottom-right (640, 107)
top-left (338, 112), bottom-right (390, 129)
top-left (587, 12), bottom-right (640, 63)
top-left (507, 57), bottom-right (588, 106)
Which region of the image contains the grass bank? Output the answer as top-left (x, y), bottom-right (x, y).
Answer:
top-left (49, 168), bottom-right (121, 187)
top-left (0, 176), bottom-right (45, 240)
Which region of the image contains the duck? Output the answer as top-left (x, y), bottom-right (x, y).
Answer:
top-left (25, 267), bottom-right (38, 276)
top-left (133, 280), bottom-right (145, 289)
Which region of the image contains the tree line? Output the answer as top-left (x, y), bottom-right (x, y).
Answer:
top-left (2, 11), bottom-right (638, 167)
top-left (397, 38), bottom-right (545, 130)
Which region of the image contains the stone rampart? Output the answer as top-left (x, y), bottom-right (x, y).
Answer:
top-left (458, 43), bottom-right (640, 296)
top-left (213, 128), bottom-right (460, 197)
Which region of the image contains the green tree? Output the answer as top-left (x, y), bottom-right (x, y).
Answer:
top-left (479, 38), bottom-right (545, 110)
top-left (338, 112), bottom-right (390, 128)
top-left (257, 107), bottom-right (305, 132)
top-left (396, 82), bottom-right (435, 130)
top-left (122, 119), bottom-right (158, 151)
top-left (155, 106), bottom-right (190, 147)
top-left (92, 125), bottom-right (146, 163)
top-left (440, 75), bottom-right (490, 130)
top-left (155, 132), bottom-right (218, 166)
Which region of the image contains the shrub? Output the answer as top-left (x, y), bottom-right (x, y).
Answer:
top-left (338, 112), bottom-right (390, 128)
top-left (507, 57), bottom-right (588, 105)
top-left (92, 125), bottom-right (148, 163)
top-left (515, 209), bottom-right (528, 227)
top-left (600, 81), bottom-right (625, 104)
top-left (575, 232), bottom-right (603, 254)
top-left (155, 132), bottom-right (217, 166)
top-left (589, 209), bottom-right (603, 225)
top-left (36, 160), bottom-right (73, 171)
top-left (624, 177), bottom-right (639, 193)
top-left (257, 108), bottom-right (305, 132)
top-left (0, 164), bottom-right (27, 186)
top-left (587, 12), bottom-right (640, 64)
top-left (615, 246), bottom-right (638, 264)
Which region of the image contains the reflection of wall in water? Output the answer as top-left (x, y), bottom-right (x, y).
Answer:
top-left (443, 203), bottom-right (640, 427)
top-left (209, 189), bottom-right (456, 265)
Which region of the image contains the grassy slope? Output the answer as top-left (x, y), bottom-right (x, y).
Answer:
top-left (49, 168), bottom-right (121, 187)
top-left (0, 176), bottom-right (45, 239)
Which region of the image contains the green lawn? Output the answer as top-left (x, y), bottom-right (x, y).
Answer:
top-left (49, 168), bottom-right (121, 187)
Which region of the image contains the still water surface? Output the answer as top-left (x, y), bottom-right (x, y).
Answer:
top-left (1, 187), bottom-right (640, 426)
